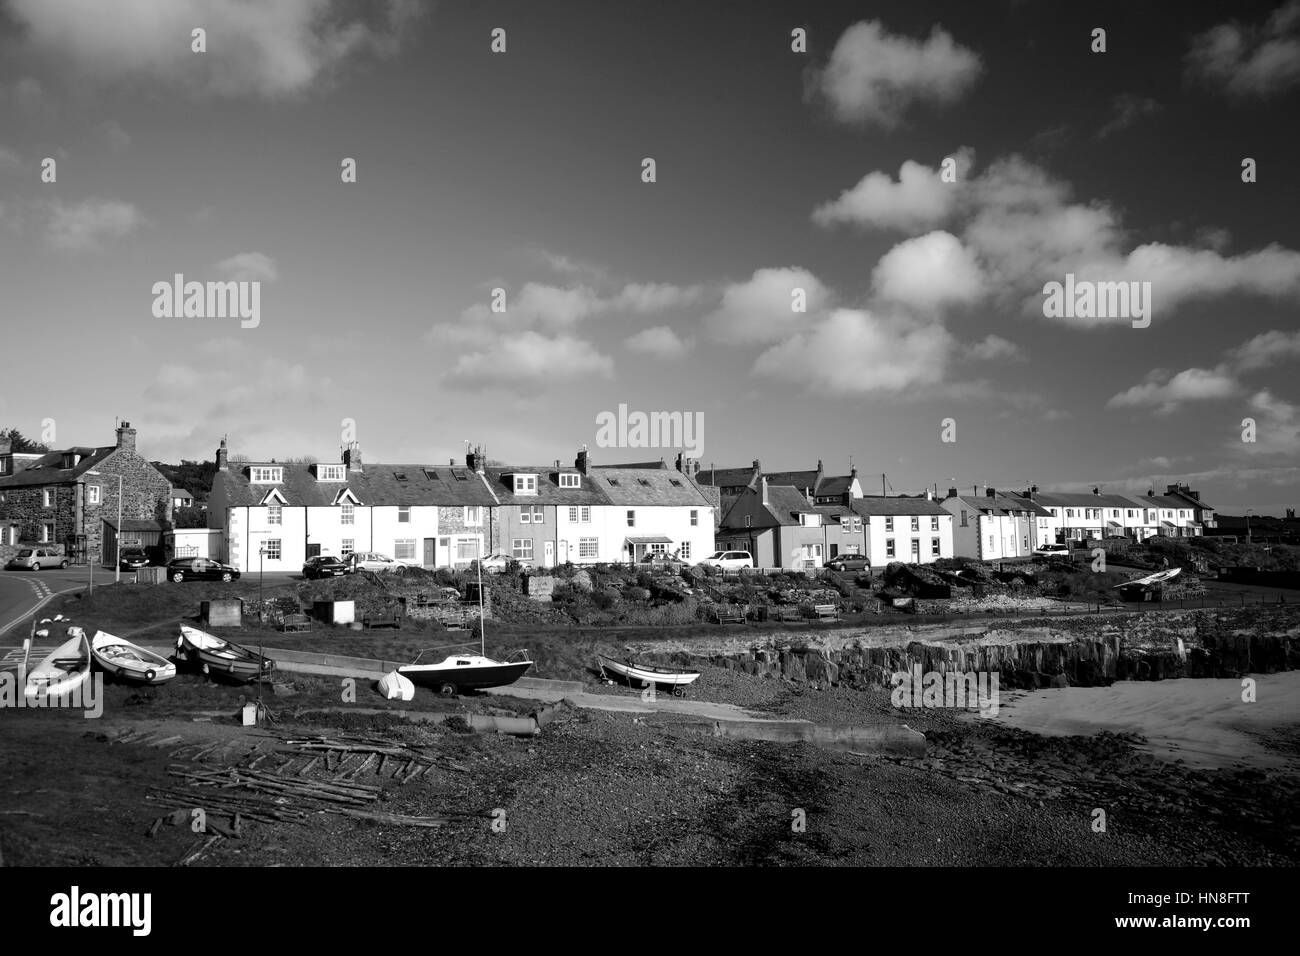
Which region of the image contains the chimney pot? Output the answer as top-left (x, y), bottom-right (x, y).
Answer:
top-left (947, 487), bottom-right (958, 498)
top-left (576, 448), bottom-right (590, 475)
top-left (115, 422), bottom-right (137, 453)
top-left (986, 487), bottom-right (996, 498)
top-left (216, 437), bottom-right (229, 472)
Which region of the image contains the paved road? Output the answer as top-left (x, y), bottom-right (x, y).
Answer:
top-left (0, 569), bottom-right (90, 638)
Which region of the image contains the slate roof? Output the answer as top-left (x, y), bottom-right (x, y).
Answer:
top-left (484, 466), bottom-right (610, 507)
top-left (697, 467), bottom-right (758, 490)
top-left (212, 462), bottom-right (499, 508)
top-left (0, 446), bottom-right (117, 487)
top-left (760, 485), bottom-right (817, 523)
top-left (994, 494), bottom-right (1053, 517)
top-left (595, 468), bottom-right (714, 507)
top-left (1031, 492), bottom-right (1146, 510)
top-left (1137, 494), bottom-right (1201, 510)
top-left (816, 475), bottom-right (857, 497)
top-left (945, 494), bottom-right (1015, 516)
top-left (851, 496), bottom-right (950, 517)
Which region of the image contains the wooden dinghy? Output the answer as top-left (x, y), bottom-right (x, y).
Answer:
top-left (176, 624), bottom-right (274, 682)
top-left (24, 629), bottom-right (92, 702)
top-left (598, 655), bottom-right (700, 696)
top-left (90, 630), bottom-right (177, 685)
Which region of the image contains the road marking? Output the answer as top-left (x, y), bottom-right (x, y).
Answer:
top-left (0, 579), bottom-right (86, 639)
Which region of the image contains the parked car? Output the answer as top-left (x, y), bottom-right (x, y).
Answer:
top-left (700, 550), bottom-right (755, 570)
top-left (5, 548), bottom-right (69, 571)
top-left (825, 553), bottom-right (871, 573)
top-left (470, 552), bottom-right (512, 573)
top-left (119, 548), bottom-right (151, 571)
top-left (166, 557), bottom-right (240, 583)
top-left (302, 555), bottom-right (348, 579)
top-left (1033, 543), bottom-right (1070, 557)
top-left (343, 551), bottom-right (407, 573)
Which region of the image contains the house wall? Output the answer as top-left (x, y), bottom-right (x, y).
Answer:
top-left (435, 505), bottom-right (490, 566)
top-left (555, 503), bottom-right (603, 564)
top-left (821, 517), bottom-right (868, 560)
top-left (590, 505), bottom-right (714, 564)
top-left (499, 504), bottom-right (555, 567)
top-left (865, 514), bottom-right (952, 565)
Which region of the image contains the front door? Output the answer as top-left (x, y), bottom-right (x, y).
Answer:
top-left (543, 540), bottom-right (554, 567)
top-left (424, 538), bottom-right (436, 567)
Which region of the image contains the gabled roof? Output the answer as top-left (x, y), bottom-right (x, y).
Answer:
top-left (945, 494), bottom-right (1014, 516)
top-left (484, 466), bottom-right (610, 507)
top-left (1031, 491), bottom-right (1145, 510)
top-left (851, 496), bottom-right (950, 517)
top-left (595, 468), bottom-right (714, 507)
top-left (697, 467), bottom-right (758, 490)
top-left (816, 475), bottom-right (857, 497)
top-left (1138, 494), bottom-right (1200, 510)
top-left (761, 485), bottom-right (818, 523)
top-left (0, 445), bottom-right (118, 487)
top-left (762, 470), bottom-right (821, 494)
top-left (212, 462), bottom-right (499, 508)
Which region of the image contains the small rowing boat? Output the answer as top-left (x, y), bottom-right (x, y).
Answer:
top-left (24, 628), bottom-right (92, 702)
top-left (176, 624), bottom-right (274, 682)
top-left (598, 655), bottom-right (700, 696)
top-left (90, 630), bottom-right (177, 685)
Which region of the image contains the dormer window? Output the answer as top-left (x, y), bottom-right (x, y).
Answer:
top-left (558, 473), bottom-right (580, 489)
top-left (317, 464), bottom-right (346, 482)
top-left (513, 474), bottom-right (538, 495)
top-left (250, 466), bottom-right (283, 484)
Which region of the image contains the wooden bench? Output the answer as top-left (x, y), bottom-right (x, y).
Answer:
top-left (812, 604), bottom-right (841, 622)
top-left (769, 605), bottom-right (801, 623)
top-left (362, 611), bottom-right (402, 630)
top-left (280, 612), bottom-right (312, 633)
top-left (714, 606), bottom-right (747, 625)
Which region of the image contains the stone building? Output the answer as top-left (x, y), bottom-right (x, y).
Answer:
top-left (0, 422), bottom-right (173, 566)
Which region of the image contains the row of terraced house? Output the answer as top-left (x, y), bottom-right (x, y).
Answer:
top-left (0, 424), bottom-right (1216, 572)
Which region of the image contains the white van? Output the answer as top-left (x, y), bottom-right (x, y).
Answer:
top-left (701, 550), bottom-right (755, 569)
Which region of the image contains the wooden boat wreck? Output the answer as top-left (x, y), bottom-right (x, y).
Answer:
top-left (24, 628), bottom-right (92, 702)
top-left (176, 624), bottom-right (275, 682)
top-left (598, 655), bottom-right (700, 696)
top-left (90, 630), bottom-right (177, 685)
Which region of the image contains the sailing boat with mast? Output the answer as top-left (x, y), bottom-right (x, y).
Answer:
top-left (398, 547), bottom-right (533, 696)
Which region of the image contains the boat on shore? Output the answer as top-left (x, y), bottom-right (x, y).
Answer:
top-left (24, 628), bottom-right (92, 701)
top-left (397, 552), bottom-right (532, 696)
top-left (176, 624), bottom-right (274, 682)
top-left (90, 630), bottom-right (177, 685)
top-left (599, 655), bottom-right (700, 696)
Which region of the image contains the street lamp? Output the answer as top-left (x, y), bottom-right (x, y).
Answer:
top-left (85, 471), bottom-right (123, 585)
top-left (1245, 508), bottom-right (1253, 544)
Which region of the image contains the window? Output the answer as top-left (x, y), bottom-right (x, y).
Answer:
top-left (464, 506), bottom-right (482, 526)
top-left (799, 514), bottom-right (820, 527)
top-left (394, 472), bottom-right (408, 482)
top-left (960, 510), bottom-right (968, 527)
top-left (607, 478), bottom-right (619, 487)
top-left (840, 518), bottom-right (851, 532)
top-left (1127, 509), bottom-right (1136, 518)
top-left (626, 510), bottom-right (635, 527)
top-left (744, 515), bottom-right (752, 528)
top-left (885, 517), bottom-right (894, 532)
top-left (885, 538), bottom-right (895, 557)
top-left (578, 538), bottom-right (599, 559)
top-left (267, 503), bottom-right (282, 525)
top-left (318, 464), bottom-right (345, 481)
top-left (512, 538), bottom-right (534, 561)
top-left (394, 539), bottom-right (416, 561)
top-left (690, 509), bottom-right (698, 527)
top-left (567, 506), bottom-right (577, 522)
top-left (852, 517), bottom-right (862, 533)
top-left (42, 489), bottom-right (52, 508)
top-left (931, 537), bottom-right (941, 556)
top-left (529, 505), bottom-right (543, 523)
top-left (264, 539), bottom-right (282, 560)
top-left (42, 523), bottom-right (54, 542)
top-left (451, 469), bottom-right (468, 481)
top-left (680, 542), bottom-right (691, 560)
top-left (911, 539), bottom-right (920, 560)
top-left (637, 478), bottom-right (650, 487)
top-left (398, 506), bottom-right (411, 523)
top-left (910, 516), bottom-right (919, 532)
top-left (1066, 509), bottom-right (1075, 518)
top-left (457, 539), bottom-right (479, 561)
top-left (513, 474), bottom-right (537, 495)
top-left (1023, 536), bottom-right (1029, 550)
top-left (649, 542), bottom-right (668, 555)
top-left (521, 507), bottom-right (531, 524)
top-left (988, 535), bottom-right (994, 550)
top-left (250, 467), bottom-right (283, 483)
top-left (580, 506), bottom-right (590, 523)
top-left (669, 479), bottom-right (682, 487)
top-left (340, 503), bottom-right (354, 525)
top-left (559, 473), bottom-right (580, 489)
top-left (88, 485), bottom-right (101, 505)
top-left (930, 516), bottom-right (939, 532)
top-left (340, 538), bottom-right (355, 557)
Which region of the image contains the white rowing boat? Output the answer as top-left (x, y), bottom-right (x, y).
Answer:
top-left (90, 630), bottom-right (177, 685)
top-left (24, 629), bottom-right (92, 702)
top-left (598, 655), bottom-right (701, 691)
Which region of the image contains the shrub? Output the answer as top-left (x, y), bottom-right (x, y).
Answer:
top-left (625, 586), bottom-right (651, 602)
top-left (592, 589), bottom-right (618, 610)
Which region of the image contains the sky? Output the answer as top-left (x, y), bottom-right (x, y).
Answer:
top-left (0, 0), bottom-right (1297, 513)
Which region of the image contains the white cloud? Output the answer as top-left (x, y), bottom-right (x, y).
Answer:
top-left (871, 231), bottom-right (985, 310)
top-left (814, 20), bottom-right (983, 128)
top-left (968, 334), bottom-right (1024, 361)
top-left (44, 197), bottom-right (142, 251)
top-left (7, 0), bottom-right (423, 99)
top-left (812, 148), bottom-right (973, 231)
top-left (624, 325), bottom-right (692, 359)
top-left (101, 120), bottom-right (131, 152)
top-left (611, 282), bottom-right (701, 313)
top-left (703, 267), bottom-right (829, 344)
top-left (1187, 1), bottom-right (1300, 96)
top-left (1096, 93), bottom-right (1161, 138)
top-left (1228, 329), bottom-right (1300, 371)
top-left (445, 332), bottom-right (614, 388)
top-left (214, 251), bottom-right (278, 282)
top-left (1241, 389), bottom-right (1300, 456)
top-left (1106, 367), bottom-right (1239, 413)
top-left (752, 309), bottom-right (954, 395)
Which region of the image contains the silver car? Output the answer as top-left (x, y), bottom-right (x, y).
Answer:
top-left (5, 548), bottom-right (70, 570)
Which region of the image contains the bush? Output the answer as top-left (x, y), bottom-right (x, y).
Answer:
top-left (624, 586), bottom-right (651, 602)
top-left (592, 589), bottom-right (618, 610)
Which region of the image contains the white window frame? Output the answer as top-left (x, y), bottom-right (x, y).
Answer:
top-left (852, 517), bottom-right (862, 533)
top-left (578, 537), bottom-right (598, 559)
top-left (513, 474), bottom-right (538, 495)
top-left (264, 538), bottom-right (282, 560)
top-left (626, 510), bottom-right (635, 528)
top-left (340, 538), bottom-right (355, 557)
top-left (250, 466), bottom-right (283, 484)
top-left (531, 505), bottom-right (544, 523)
top-left (690, 509), bottom-right (698, 527)
top-left (580, 506), bottom-right (590, 523)
top-left (930, 516), bottom-right (939, 532)
top-left (464, 506), bottom-right (482, 527)
top-left (910, 516), bottom-right (920, 532)
top-left (931, 537), bottom-right (941, 556)
top-left (267, 503), bottom-right (282, 525)
top-left (885, 516), bottom-right (894, 532)
top-left (885, 538), bottom-right (895, 558)
top-left (340, 502), bottom-right (355, 525)
top-left (394, 539), bottom-right (416, 561)
top-left (680, 541), bottom-right (691, 560)
top-left (521, 508), bottom-right (532, 524)
top-left (318, 464), bottom-right (346, 482)
top-left (88, 485), bottom-right (101, 505)
top-left (512, 538), bottom-right (534, 561)
top-left (558, 473), bottom-right (580, 489)
top-left (398, 506), bottom-right (411, 523)
top-left (42, 489), bottom-right (52, 508)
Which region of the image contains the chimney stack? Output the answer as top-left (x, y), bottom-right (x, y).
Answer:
top-left (926, 488), bottom-right (934, 500)
top-left (115, 421), bottom-right (137, 453)
top-left (216, 437), bottom-right (229, 472)
top-left (761, 476), bottom-right (769, 505)
top-left (466, 444), bottom-right (485, 475)
top-left (576, 447), bottom-right (590, 475)
top-left (947, 487), bottom-right (958, 498)
top-left (1093, 487), bottom-right (1101, 495)
top-left (343, 441), bottom-right (362, 472)
top-left (986, 486), bottom-right (996, 499)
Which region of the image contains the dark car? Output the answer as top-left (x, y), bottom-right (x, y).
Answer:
top-left (119, 548), bottom-right (151, 571)
top-left (303, 555), bottom-right (348, 579)
top-left (825, 554), bottom-right (871, 573)
top-left (166, 557), bottom-right (240, 583)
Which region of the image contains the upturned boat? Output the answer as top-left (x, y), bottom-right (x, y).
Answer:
top-left (176, 624), bottom-right (274, 682)
top-left (24, 628), bottom-right (92, 701)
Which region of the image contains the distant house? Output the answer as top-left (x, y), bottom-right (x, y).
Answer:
top-left (697, 459), bottom-right (863, 513)
top-left (851, 495), bottom-right (953, 566)
top-left (941, 487), bottom-right (1045, 559)
top-left (0, 422), bottom-right (172, 566)
top-left (590, 452), bottom-right (716, 564)
top-left (170, 488), bottom-right (195, 510)
top-left (717, 478), bottom-right (827, 568)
